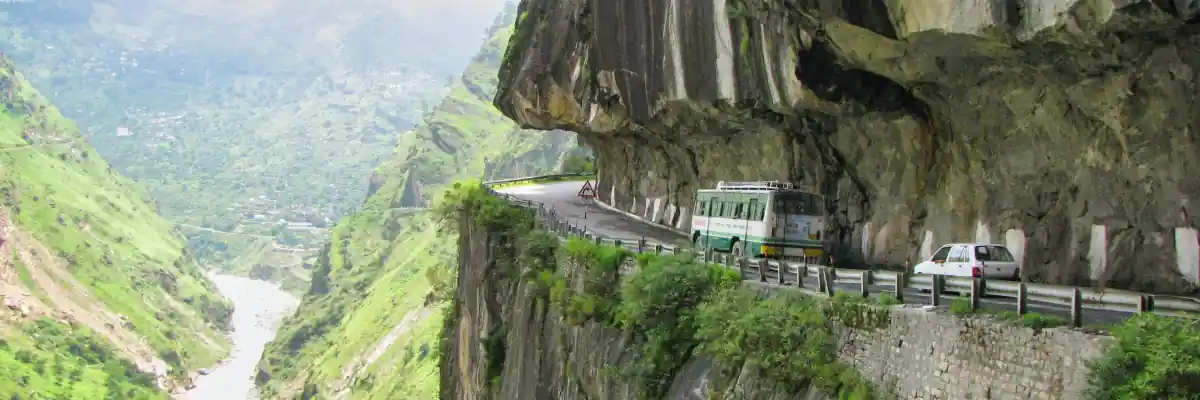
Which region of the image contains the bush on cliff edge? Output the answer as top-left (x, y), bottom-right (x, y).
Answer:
top-left (433, 180), bottom-right (532, 234)
top-left (612, 252), bottom-right (741, 398)
top-left (694, 289), bottom-right (877, 398)
top-left (1087, 313), bottom-right (1200, 399)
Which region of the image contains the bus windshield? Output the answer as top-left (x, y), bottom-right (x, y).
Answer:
top-left (774, 192), bottom-right (821, 215)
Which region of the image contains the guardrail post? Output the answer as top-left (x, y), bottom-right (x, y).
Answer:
top-left (756, 259), bottom-right (768, 282)
top-left (637, 238), bottom-right (646, 253)
top-left (594, 236), bottom-right (601, 245)
top-left (825, 268), bottom-right (837, 297)
top-left (969, 278), bottom-right (982, 311)
top-left (1016, 283), bottom-right (1027, 316)
top-left (816, 267), bottom-right (826, 293)
top-left (792, 263), bottom-right (804, 288)
top-left (704, 248), bottom-right (713, 263)
top-left (1140, 295), bottom-right (1153, 313)
top-left (777, 262), bottom-right (786, 285)
top-left (654, 244), bottom-right (663, 254)
top-left (860, 271), bottom-right (870, 298)
top-left (1070, 288), bottom-right (1083, 328)
top-left (894, 272), bottom-right (905, 302)
top-left (931, 275), bottom-right (942, 307)
top-left (737, 257), bottom-right (748, 279)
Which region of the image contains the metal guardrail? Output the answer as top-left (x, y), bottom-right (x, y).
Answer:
top-left (482, 172), bottom-right (595, 186)
top-left (482, 180), bottom-right (1200, 327)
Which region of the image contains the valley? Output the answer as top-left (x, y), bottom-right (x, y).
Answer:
top-left (0, 0), bottom-right (510, 284)
top-left (1, 0), bottom-right (1197, 399)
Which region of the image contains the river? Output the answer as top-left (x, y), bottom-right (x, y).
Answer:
top-left (182, 274), bottom-right (299, 400)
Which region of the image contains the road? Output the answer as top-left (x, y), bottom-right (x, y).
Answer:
top-left (496, 181), bottom-right (690, 247)
top-left (496, 181), bottom-right (1130, 329)
top-left (0, 139), bottom-right (79, 152)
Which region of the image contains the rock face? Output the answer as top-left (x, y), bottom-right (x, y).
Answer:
top-left (493, 0), bottom-right (1200, 293)
top-left (441, 209), bottom-right (1112, 399)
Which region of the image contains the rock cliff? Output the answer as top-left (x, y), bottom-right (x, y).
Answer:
top-left (492, 0), bottom-right (1200, 294)
top-left (440, 195), bottom-right (1113, 400)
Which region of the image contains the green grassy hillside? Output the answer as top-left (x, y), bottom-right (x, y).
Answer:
top-left (254, 4), bottom-right (586, 398)
top-left (0, 54), bottom-right (230, 396)
top-left (0, 0), bottom-right (509, 280)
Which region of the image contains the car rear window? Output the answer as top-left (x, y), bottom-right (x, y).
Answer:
top-left (974, 245), bottom-right (1015, 262)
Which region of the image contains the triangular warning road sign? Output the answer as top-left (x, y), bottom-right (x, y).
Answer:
top-left (577, 180), bottom-right (596, 198)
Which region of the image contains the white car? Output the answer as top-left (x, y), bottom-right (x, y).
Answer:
top-left (914, 243), bottom-right (1020, 280)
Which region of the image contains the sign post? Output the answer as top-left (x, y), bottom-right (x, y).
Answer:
top-left (578, 180), bottom-right (596, 220)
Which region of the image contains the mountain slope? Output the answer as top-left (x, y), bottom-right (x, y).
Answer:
top-left (254, 4), bottom-right (585, 398)
top-left (0, 53), bottom-right (230, 395)
top-left (0, 0), bottom-right (507, 249)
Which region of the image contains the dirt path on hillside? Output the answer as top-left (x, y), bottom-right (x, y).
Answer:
top-left (0, 138), bottom-right (79, 152)
top-left (330, 307), bottom-right (434, 400)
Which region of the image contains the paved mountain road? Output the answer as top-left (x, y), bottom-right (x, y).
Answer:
top-left (496, 181), bottom-right (1132, 328)
top-left (496, 181), bottom-right (690, 247)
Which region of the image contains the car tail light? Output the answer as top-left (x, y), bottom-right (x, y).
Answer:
top-left (972, 263), bottom-right (983, 278)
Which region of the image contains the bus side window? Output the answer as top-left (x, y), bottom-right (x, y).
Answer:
top-left (735, 203), bottom-right (744, 219)
top-left (694, 201), bottom-right (706, 216)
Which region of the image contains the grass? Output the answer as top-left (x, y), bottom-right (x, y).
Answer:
top-left (1, 57), bottom-right (230, 384)
top-left (0, 319), bottom-right (165, 399)
top-left (948, 298), bottom-right (1067, 329)
top-left (256, 212), bottom-right (451, 399)
top-left (876, 292), bottom-right (902, 306)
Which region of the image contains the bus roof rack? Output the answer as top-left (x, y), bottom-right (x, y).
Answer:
top-left (715, 180), bottom-right (795, 190)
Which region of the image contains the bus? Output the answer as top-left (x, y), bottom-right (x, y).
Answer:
top-left (691, 181), bottom-right (824, 260)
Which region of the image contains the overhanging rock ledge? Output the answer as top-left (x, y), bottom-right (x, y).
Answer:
top-left (493, 0), bottom-right (1200, 294)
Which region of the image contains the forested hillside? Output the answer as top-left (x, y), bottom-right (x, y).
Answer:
top-left (253, 4), bottom-right (586, 397)
top-left (0, 0), bottom-right (508, 270)
top-left (0, 53), bottom-right (230, 397)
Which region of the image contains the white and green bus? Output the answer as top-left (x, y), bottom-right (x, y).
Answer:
top-left (691, 181), bottom-right (824, 260)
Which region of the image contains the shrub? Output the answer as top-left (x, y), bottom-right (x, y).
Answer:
top-left (560, 155), bottom-right (595, 174)
top-left (877, 292), bottom-right (901, 306)
top-left (517, 229), bottom-right (559, 280)
top-left (562, 238), bottom-right (626, 299)
top-left (1019, 313), bottom-right (1065, 329)
top-left (828, 292), bottom-right (890, 331)
top-left (612, 252), bottom-right (740, 398)
top-left (483, 324), bottom-right (508, 388)
top-left (432, 180), bottom-right (533, 234)
top-left (695, 288), bottom-right (880, 397)
top-left (949, 298), bottom-right (974, 315)
top-left (1087, 314), bottom-right (1200, 399)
